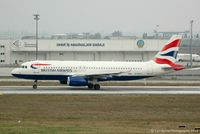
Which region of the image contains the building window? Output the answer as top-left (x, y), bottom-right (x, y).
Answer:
top-left (0, 60), bottom-right (5, 62)
top-left (0, 45), bottom-right (5, 48)
top-left (0, 53), bottom-right (5, 55)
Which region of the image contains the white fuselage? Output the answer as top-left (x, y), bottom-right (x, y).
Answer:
top-left (11, 60), bottom-right (171, 81)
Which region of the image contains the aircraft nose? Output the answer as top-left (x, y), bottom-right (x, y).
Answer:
top-left (11, 68), bottom-right (19, 76)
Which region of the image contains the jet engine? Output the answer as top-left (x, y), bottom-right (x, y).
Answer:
top-left (60, 76), bottom-right (88, 86)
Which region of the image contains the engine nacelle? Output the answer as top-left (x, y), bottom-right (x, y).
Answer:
top-left (67, 76), bottom-right (88, 86)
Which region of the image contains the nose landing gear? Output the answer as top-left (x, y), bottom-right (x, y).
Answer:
top-left (33, 80), bottom-right (38, 89)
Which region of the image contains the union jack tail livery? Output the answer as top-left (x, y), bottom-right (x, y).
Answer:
top-left (154, 35), bottom-right (184, 70)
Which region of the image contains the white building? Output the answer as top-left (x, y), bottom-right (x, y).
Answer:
top-left (1, 38), bottom-right (200, 65)
top-left (1, 39), bottom-right (167, 65)
top-left (0, 40), bottom-right (12, 65)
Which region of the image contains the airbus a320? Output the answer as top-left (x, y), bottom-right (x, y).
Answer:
top-left (11, 35), bottom-right (184, 90)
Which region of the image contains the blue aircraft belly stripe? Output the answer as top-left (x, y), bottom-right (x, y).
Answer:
top-left (12, 74), bottom-right (68, 80)
top-left (12, 74), bottom-right (153, 81)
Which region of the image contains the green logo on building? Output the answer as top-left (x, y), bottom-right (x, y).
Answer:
top-left (137, 40), bottom-right (144, 48)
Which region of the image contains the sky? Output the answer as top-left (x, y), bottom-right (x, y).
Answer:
top-left (0, 0), bottom-right (200, 36)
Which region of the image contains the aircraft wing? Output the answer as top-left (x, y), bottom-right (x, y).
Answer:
top-left (68, 70), bottom-right (132, 79)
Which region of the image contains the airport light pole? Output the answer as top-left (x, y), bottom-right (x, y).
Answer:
top-left (189, 20), bottom-right (193, 68)
top-left (33, 14), bottom-right (40, 60)
top-left (155, 25), bottom-right (159, 39)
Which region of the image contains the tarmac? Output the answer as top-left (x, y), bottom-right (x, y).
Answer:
top-left (1, 86), bottom-right (200, 95)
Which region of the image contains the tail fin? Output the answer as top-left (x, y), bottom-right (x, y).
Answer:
top-left (154, 35), bottom-right (184, 70)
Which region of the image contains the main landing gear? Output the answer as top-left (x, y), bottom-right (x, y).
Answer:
top-left (33, 80), bottom-right (38, 89)
top-left (88, 83), bottom-right (101, 90)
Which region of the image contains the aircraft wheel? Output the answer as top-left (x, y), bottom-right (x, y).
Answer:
top-left (94, 84), bottom-right (100, 90)
top-left (88, 83), bottom-right (94, 89)
top-left (33, 84), bottom-right (37, 89)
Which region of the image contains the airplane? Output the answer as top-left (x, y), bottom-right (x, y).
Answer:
top-left (11, 35), bottom-right (184, 90)
top-left (177, 53), bottom-right (200, 62)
